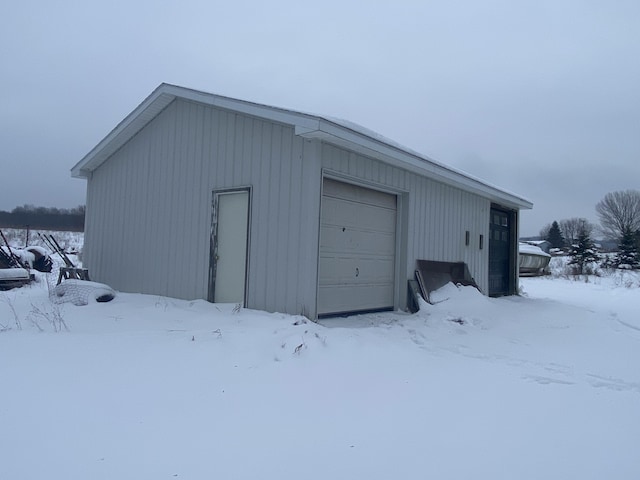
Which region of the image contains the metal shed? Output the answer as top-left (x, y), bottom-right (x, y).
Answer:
top-left (71, 84), bottom-right (532, 319)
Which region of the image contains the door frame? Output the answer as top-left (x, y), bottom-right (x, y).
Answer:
top-left (208, 187), bottom-right (252, 304)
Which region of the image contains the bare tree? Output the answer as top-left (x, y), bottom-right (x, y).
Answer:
top-left (596, 190), bottom-right (640, 240)
top-left (559, 218), bottom-right (595, 245)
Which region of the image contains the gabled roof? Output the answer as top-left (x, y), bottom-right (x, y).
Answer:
top-left (71, 83), bottom-right (532, 210)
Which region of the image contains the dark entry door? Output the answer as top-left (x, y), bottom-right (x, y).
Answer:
top-left (489, 208), bottom-right (512, 296)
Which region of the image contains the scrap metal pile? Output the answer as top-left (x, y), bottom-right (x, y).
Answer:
top-left (1, 229), bottom-right (115, 304)
top-left (0, 230), bottom-right (58, 289)
top-left (0, 229), bottom-right (32, 289)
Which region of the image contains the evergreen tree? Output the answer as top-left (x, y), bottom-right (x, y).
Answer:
top-left (568, 228), bottom-right (600, 274)
top-left (546, 221), bottom-right (565, 249)
top-left (613, 228), bottom-right (639, 269)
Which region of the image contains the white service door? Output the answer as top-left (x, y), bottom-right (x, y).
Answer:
top-left (318, 179), bottom-right (396, 315)
top-left (214, 191), bottom-right (249, 303)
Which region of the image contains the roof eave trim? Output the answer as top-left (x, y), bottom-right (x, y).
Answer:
top-left (71, 83), bottom-right (322, 178)
top-left (70, 83), bottom-right (532, 210)
top-left (297, 120), bottom-right (533, 210)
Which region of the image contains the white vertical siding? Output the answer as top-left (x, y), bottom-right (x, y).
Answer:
top-left (320, 144), bottom-right (490, 296)
top-left (85, 99), bottom-right (322, 317)
top-left (84, 98), bottom-right (494, 318)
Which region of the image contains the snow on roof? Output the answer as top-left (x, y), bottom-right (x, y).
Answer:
top-left (71, 83), bottom-right (533, 210)
top-left (323, 116), bottom-right (529, 205)
top-left (519, 242), bottom-right (551, 257)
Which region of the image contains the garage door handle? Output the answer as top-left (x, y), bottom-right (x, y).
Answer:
top-left (355, 267), bottom-right (359, 277)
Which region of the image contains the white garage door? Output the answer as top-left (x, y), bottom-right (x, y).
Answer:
top-left (318, 178), bottom-right (397, 316)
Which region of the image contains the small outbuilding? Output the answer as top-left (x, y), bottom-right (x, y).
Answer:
top-left (71, 84), bottom-right (532, 319)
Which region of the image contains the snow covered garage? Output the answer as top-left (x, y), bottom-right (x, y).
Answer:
top-left (71, 84), bottom-right (532, 319)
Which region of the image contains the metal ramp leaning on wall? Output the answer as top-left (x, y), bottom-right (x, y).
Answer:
top-left (408, 260), bottom-right (480, 312)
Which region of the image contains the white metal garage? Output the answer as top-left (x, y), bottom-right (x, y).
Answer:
top-left (72, 84), bottom-right (533, 319)
top-left (318, 178), bottom-right (397, 316)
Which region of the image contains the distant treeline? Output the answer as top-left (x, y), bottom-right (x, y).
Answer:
top-left (0, 205), bottom-right (85, 232)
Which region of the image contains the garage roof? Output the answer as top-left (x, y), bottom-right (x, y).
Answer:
top-left (71, 83), bottom-right (532, 210)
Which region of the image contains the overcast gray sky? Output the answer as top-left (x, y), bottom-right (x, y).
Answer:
top-left (2, 0), bottom-right (638, 236)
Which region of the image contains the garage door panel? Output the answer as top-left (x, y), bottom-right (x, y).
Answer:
top-left (323, 178), bottom-right (396, 209)
top-left (319, 179), bottom-right (397, 316)
top-left (320, 225), bottom-right (395, 256)
top-left (321, 197), bottom-right (396, 233)
top-left (318, 284), bottom-right (395, 315)
top-left (318, 255), bottom-right (395, 285)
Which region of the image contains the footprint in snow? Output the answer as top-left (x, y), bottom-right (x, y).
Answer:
top-left (524, 375), bottom-right (576, 386)
top-left (585, 374), bottom-right (640, 393)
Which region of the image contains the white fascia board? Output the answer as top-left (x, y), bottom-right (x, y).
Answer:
top-left (71, 86), bottom-right (175, 178)
top-left (297, 119), bottom-right (533, 210)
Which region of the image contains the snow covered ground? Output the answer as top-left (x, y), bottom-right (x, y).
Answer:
top-left (1, 259), bottom-right (639, 479)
